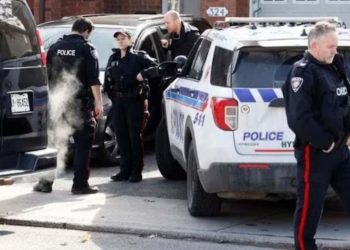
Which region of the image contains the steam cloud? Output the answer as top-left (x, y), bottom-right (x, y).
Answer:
top-left (47, 70), bottom-right (83, 178)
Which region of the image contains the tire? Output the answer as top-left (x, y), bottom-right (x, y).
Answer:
top-left (155, 117), bottom-right (186, 180)
top-left (95, 115), bottom-right (120, 166)
top-left (187, 141), bottom-right (221, 217)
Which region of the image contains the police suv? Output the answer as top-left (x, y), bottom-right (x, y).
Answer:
top-left (156, 17), bottom-right (350, 216)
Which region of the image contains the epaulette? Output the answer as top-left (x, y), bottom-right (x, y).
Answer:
top-left (292, 58), bottom-right (310, 76)
top-left (85, 41), bottom-right (96, 49)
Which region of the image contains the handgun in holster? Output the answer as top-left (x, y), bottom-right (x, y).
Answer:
top-left (138, 79), bottom-right (150, 99)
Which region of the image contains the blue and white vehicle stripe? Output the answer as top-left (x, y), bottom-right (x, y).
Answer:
top-left (234, 88), bottom-right (283, 103)
top-left (165, 87), bottom-right (209, 111)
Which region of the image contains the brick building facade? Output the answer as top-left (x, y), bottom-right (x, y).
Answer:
top-left (27, 0), bottom-right (249, 25)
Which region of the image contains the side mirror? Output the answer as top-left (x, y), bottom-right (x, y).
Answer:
top-left (173, 55), bottom-right (187, 70)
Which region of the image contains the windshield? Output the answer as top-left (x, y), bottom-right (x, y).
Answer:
top-left (39, 26), bottom-right (136, 70)
top-left (232, 48), bottom-right (304, 88)
top-left (232, 47), bottom-right (350, 88)
top-left (0, 0), bottom-right (40, 61)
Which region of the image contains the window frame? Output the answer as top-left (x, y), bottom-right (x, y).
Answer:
top-left (185, 38), bottom-right (211, 81)
top-left (210, 46), bottom-right (234, 87)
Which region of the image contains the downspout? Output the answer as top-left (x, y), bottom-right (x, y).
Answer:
top-left (39, 0), bottom-right (45, 23)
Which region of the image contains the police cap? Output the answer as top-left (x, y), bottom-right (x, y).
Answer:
top-left (113, 30), bottom-right (131, 38)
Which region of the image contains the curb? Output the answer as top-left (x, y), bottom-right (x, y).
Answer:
top-left (2, 217), bottom-right (348, 250)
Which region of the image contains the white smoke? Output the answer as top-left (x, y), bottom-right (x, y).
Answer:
top-left (47, 70), bottom-right (83, 178)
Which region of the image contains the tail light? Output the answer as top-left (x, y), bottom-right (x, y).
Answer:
top-left (211, 97), bottom-right (238, 131)
top-left (36, 28), bottom-right (46, 66)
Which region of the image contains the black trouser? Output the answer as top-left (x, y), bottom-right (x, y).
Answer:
top-left (112, 97), bottom-right (144, 177)
top-left (72, 111), bottom-right (96, 189)
top-left (294, 145), bottom-right (350, 250)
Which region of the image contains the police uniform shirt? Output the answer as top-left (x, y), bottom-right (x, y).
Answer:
top-left (47, 34), bottom-right (101, 105)
top-left (282, 52), bottom-right (350, 150)
top-left (104, 47), bottom-right (157, 94)
top-left (168, 22), bottom-right (200, 60)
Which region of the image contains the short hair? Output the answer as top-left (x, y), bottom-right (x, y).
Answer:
top-left (165, 10), bottom-right (181, 21)
top-left (308, 21), bottom-right (336, 47)
top-left (71, 17), bottom-right (94, 33)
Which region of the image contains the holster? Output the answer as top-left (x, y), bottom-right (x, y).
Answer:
top-left (137, 80), bottom-right (150, 99)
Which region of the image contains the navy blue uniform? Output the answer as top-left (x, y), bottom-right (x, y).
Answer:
top-left (282, 52), bottom-right (350, 250)
top-left (167, 22), bottom-right (200, 60)
top-left (47, 34), bottom-right (101, 189)
top-left (104, 47), bottom-right (157, 180)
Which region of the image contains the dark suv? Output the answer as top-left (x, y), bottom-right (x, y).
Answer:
top-left (0, 0), bottom-right (56, 178)
top-left (38, 14), bottom-right (211, 166)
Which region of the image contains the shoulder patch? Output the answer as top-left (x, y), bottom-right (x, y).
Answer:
top-left (90, 48), bottom-right (99, 60)
top-left (291, 77), bottom-right (303, 93)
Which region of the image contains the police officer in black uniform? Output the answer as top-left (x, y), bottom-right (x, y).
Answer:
top-left (104, 30), bottom-right (157, 183)
top-left (161, 10), bottom-right (200, 60)
top-left (282, 21), bottom-right (350, 250)
top-left (46, 17), bottom-right (103, 194)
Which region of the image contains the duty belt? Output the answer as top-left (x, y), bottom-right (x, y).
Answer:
top-left (110, 91), bottom-right (137, 98)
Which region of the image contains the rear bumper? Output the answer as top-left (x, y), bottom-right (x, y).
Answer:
top-left (198, 162), bottom-right (298, 197)
top-left (0, 147), bottom-right (57, 177)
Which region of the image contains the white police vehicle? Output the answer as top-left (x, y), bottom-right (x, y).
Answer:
top-left (156, 17), bottom-right (350, 216)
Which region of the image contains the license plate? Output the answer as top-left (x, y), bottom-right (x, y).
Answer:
top-left (11, 93), bottom-right (30, 113)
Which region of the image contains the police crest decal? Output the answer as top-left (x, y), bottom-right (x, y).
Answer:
top-left (291, 77), bottom-right (303, 92)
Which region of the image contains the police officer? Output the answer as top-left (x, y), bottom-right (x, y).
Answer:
top-left (161, 10), bottom-right (200, 60)
top-left (46, 17), bottom-right (103, 194)
top-left (282, 21), bottom-right (350, 250)
top-left (104, 30), bottom-right (157, 183)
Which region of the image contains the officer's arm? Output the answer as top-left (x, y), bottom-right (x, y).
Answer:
top-left (103, 56), bottom-right (113, 95)
top-left (91, 85), bottom-right (103, 119)
top-left (137, 52), bottom-right (158, 80)
top-left (46, 47), bottom-right (54, 81)
top-left (85, 45), bottom-right (103, 118)
top-left (286, 70), bottom-right (334, 149)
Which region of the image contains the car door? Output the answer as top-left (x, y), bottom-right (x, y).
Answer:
top-left (164, 38), bottom-right (211, 161)
top-left (134, 27), bottom-right (167, 134)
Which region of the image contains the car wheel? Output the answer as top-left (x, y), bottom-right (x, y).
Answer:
top-left (96, 115), bottom-right (120, 166)
top-left (187, 141), bottom-right (221, 217)
top-left (155, 117), bottom-right (186, 180)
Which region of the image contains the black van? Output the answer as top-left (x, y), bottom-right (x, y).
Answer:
top-left (0, 0), bottom-right (56, 178)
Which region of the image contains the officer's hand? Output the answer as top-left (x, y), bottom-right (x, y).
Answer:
top-left (161, 39), bottom-right (169, 48)
top-left (346, 136), bottom-right (350, 146)
top-left (94, 103), bottom-right (103, 119)
top-left (322, 141), bottom-right (335, 153)
top-left (136, 73), bottom-right (144, 81)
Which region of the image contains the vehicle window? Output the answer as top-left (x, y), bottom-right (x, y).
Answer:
top-left (211, 46), bottom-right (233, 87)
top-left (187, 39), bottom-right (211, 80)
top-left (0, 0), bottom-right (40, 62)
top-left (232, 48), bottom-right (304, 88)
top-left (40, 27), bottom-right (70, 50)
top-left (138, 31), bottom-right (165, 62)
top-left (40, 26), bottom-right (136, 71)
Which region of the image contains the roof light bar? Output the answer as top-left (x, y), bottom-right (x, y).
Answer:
top-left (224, 17), bottom-right (340, 24)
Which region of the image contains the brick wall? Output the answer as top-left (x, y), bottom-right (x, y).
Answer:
top-left (60, 0), bottom-right (106, 17)
top-left (27, 0), bottom-right (249, 25)
top-left (110, 0), bottom-right (162, 14)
